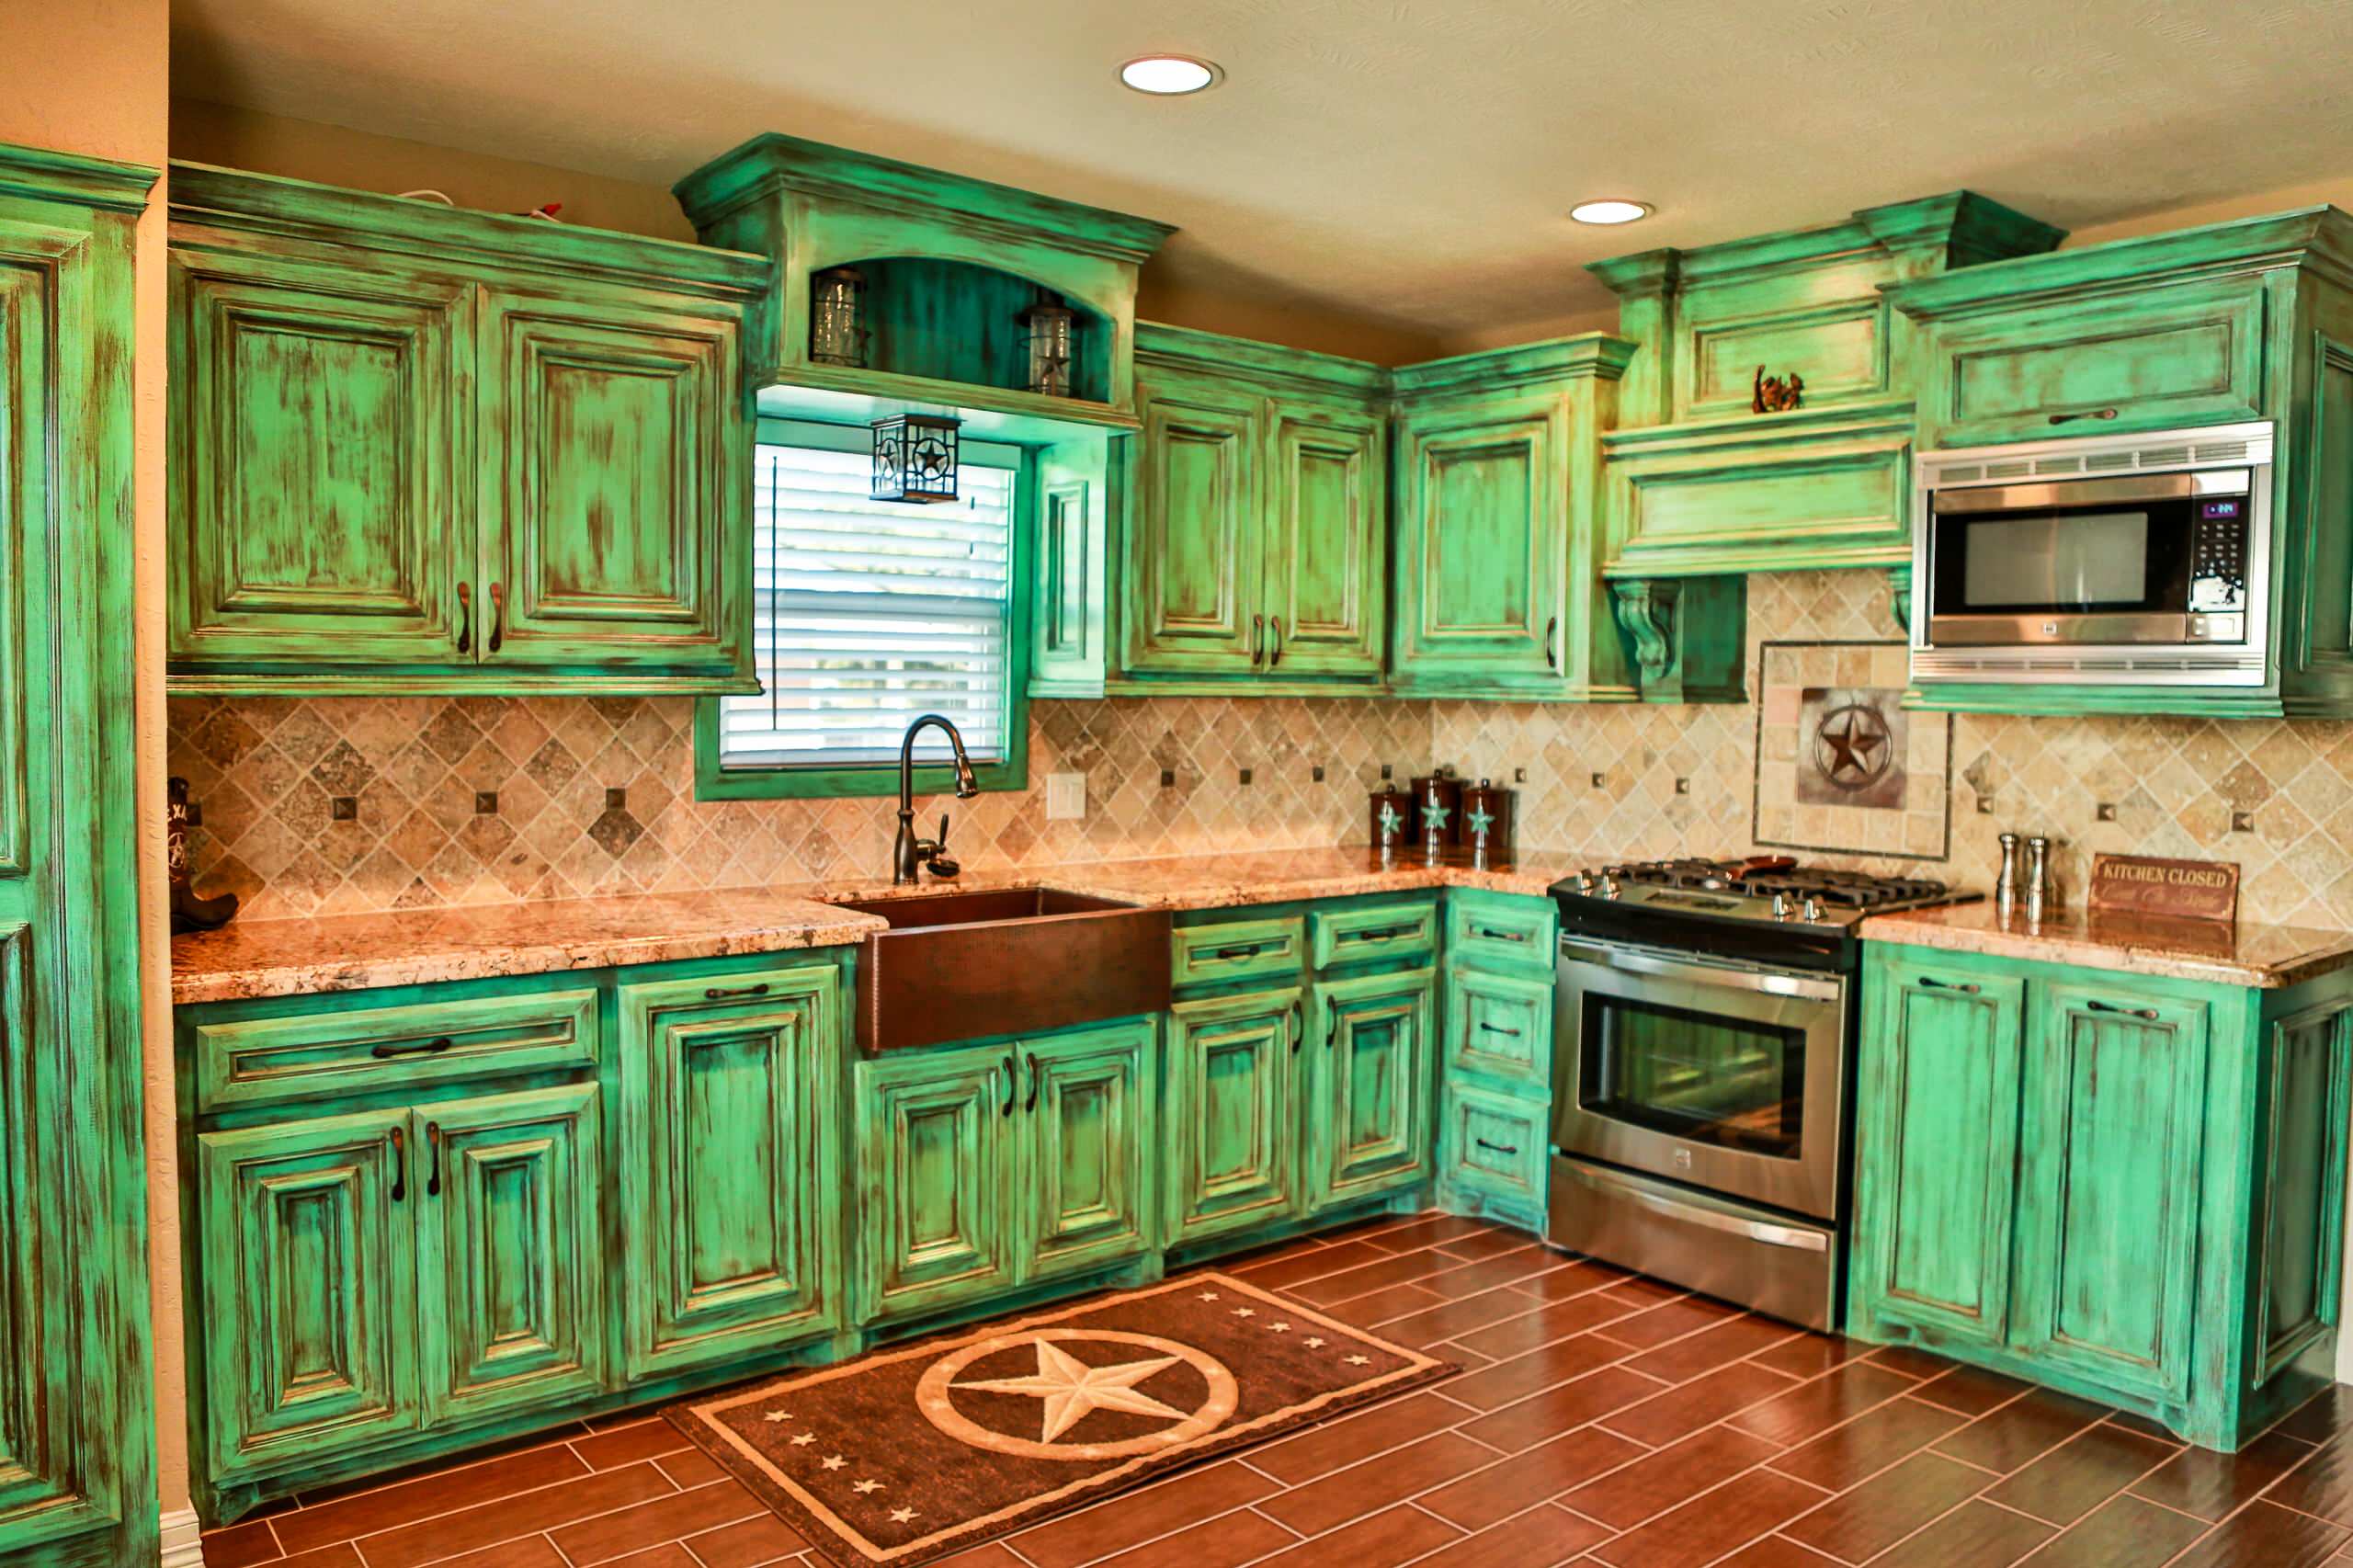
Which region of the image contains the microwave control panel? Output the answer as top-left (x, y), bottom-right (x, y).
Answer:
top-left (2188, 498), bottom-right (2249, 633)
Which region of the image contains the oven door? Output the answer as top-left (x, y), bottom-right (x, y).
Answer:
top-left (1552, 938), bottom-right (1847, 1221)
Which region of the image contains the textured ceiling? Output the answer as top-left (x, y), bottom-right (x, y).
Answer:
top-left (171, 0), bottom-right (2353, 341)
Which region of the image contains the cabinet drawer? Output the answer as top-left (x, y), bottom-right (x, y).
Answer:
top-left (191, 987), bottom-right (601, 1111)
top-left (1440, 1085), bottom-right (1548, 1214)
top-left (1447, 891), bottom-right (1557, 974)
top-left (1444, 966), bottom-right (1552, 1089)
top-left (1172, 916), bottom-right (1307, 987)
top-left (1927, 273), bottom-right (2268, 445)
top-left (1311, 901), bottom-right (1438, 970)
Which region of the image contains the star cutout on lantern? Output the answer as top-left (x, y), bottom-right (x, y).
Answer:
top-left (790, 1432), bottom-right (817, 1446)
top-left (853, 1479), bottom-right (882, 1494)
top-left (1819, 712), bottom-right (1884, 779)
top-left (889, 1506), bottom-right (919, 1523)
top-left (821, 1455), bottom-right (846, 1471)
top-left (951, 1339), bottom-right (1188, 1442)
top-left (763, 1410), bottom-right (791, 1423)
top-left (1345, 1355), bottom-right (1370, 1366)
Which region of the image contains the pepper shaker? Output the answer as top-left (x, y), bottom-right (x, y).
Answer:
top-left (2025, 835), bottom-right (2052, 925)
top-left (1995, 831), bottom-right (2020, 918)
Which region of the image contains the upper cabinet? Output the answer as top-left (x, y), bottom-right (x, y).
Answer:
top-left (1589, 192), bottom-right (2065, 584)
top-left (674, 133), bottom-right (1173, 431)
top-left (1118, 324), bottom-right (1388, 692)
top-left (167, 163), bottom-right (767, 695)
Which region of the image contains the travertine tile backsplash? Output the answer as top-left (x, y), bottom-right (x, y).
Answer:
top-left (173, 568), bottom-right (2353, 929)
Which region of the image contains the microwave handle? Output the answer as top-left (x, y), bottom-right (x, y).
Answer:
top-left (1931, 468), bottom-right (2251, 515)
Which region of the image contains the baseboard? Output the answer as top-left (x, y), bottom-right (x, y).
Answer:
top-left (160, 1506), bottom-right (204, 1568)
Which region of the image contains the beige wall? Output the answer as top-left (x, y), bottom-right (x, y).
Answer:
top-left (0, 0), bottom-right (186, 1535)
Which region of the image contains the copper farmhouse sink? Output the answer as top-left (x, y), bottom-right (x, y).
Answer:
top-left (826, 887), bottom-right (1172, 1052)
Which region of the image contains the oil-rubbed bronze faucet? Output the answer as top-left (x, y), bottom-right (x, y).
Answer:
top-left (892, 713), bottom-right (980, 884)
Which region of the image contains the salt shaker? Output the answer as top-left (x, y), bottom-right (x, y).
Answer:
top-left (2025, 835), bottom-right (2052, 924)
top-left (1995, 831), bottom-right (2020, 918)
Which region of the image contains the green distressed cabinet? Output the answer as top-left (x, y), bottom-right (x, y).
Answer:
top-left (1164, 986), bottom-right (1306, 1244)
top-left (0, 144), bottom-right (159, 1566)
top-left (1307, 967), bottom-right (1438, 1210)
top-left (1436, 890), bottom-right (1558, 1228)
top-left (1849, 941), bottom-right (2353, 1450)
top-left (167, 161), bottom-right (767, 694)
top-left (1389, 337), bottom-right (1647, 701)
top-left (855, 1017), bottom-right (1157, 1325)
top-left (616, 966), bottom-right (844, 1379)
top-left (1888, 206), bottom-right (2353, 718)
top-left (1118, 324), bottom-right (1389, 692)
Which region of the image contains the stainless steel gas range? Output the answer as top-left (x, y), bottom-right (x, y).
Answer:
top-left (1545, 857), bottom-right (1976, 1330)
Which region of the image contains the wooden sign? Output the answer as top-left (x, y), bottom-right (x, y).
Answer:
top-left (2087, 854), bottom-right (2240, 924)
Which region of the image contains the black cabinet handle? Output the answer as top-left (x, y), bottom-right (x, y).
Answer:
top-left (455, 582), bottom-right (472, 655)
top-left (1919, 976), bottom-right (1980, 994)
top-left (488, 581), bottom-right (506, 653)
top-left (1473, 926), bottom-right (1529, 943)
top-left (1478, 1021), bottom-right (1523, 1038)
top-left (388, 1126), bottom-right (407, 1202)
top-left (999, 1052), bottom-right (1017, 1115)
top-left (371, 1035), bottom-right (454, 1061)
top-left (1268, 616), bottom-right (1285, 670)
top-left (1543, 615), bottom-right (1559, 673)
top-left (426, 1121), bottom-right (443, 1199)
top-left (1214, 943), bottom-right (1264, 960)
top-left (1289, 1000), bottom-right (1302, 1052)
top-left (1475, 1137), bottom-right (1520, 1155)
top-left (1025, 1051), bottom-right (1040, 1113)
top-left (1250, 613), bottom-right (1265, 667)
top-left (2048, 408), bottom-right (2120, 425)
top-left (1345, 926), bottom-right (1417, 944)
top-left (2086, 998), bottom-right (2160, 1021)
top-left (704, 983), bottom-right (772, 1001)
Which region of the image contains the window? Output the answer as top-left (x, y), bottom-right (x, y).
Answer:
top-left (697, 423), bottom-right (1029, 799)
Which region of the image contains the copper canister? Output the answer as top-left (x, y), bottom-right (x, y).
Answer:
top-left (1409, 773), bottom-right (1464, 846)
top-left (1461, 778), bottom-right (1514, 858)
top-left (1369, 785), bottom-right (1413, 851)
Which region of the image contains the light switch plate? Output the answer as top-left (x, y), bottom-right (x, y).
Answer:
top-left (1045, 772), bottom-right (1086, 821)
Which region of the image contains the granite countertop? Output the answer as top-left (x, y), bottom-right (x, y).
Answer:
top-left (1857, 902), bottom-right (2353, 990)
top-left (172, 846), bottom-right (1581, 1005)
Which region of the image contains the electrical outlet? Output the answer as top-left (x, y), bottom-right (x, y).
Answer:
top-left (1045, 772), bottom-right (1086, 821)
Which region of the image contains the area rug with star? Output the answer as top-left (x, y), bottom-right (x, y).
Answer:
top-left (664, 1269), bottom-right (1457, 1567)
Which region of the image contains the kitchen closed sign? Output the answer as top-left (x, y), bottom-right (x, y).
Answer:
top-left (2088, 853), bottom-right (2240, 924)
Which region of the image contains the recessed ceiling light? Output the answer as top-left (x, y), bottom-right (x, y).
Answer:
top-left (1570, 199), bottom-right (1653, 225)
top-left (1120, 55), bottom-right (1223, 95)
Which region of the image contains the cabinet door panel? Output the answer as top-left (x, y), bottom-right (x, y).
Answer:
top-left (858, 1049), bottom-right (1017, 1323)
top-left (416, 1086), bottom-right (604, 1425)
top-left (1022, 1022), bottom-right (1155, 1283)
top-left (169, 248), bottom-right (466, 665)
top-left (197, 1109), bottom-right (418, 1480)
top-left (618, 969), bottom-right (841, 1378)
top-left (481, 290), bottom-right (742, 672)
top-left (1125, 378), bottom-right (1262, 673)
top-left (2014, 984), bottom-right (2208, 1403)
top-left (1392, 399), bottom-right (1564, 689)
top-left (1266, 406), bottom-right (1383, 676)
top-left (1309, 969), bottom-right (1437, 1211)
top-left (1166, 988), bottom-right (1302, 1244)
top-left (1850, 958), bottom-right (2024, 1350)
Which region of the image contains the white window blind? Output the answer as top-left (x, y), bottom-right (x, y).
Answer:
top-left (719, 439), bottom-right (1015, 769)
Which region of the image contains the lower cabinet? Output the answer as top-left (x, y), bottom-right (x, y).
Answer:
top-left (1308, 968), bottom-right (1438, 1210)
top-left (616, 965), bottom-right (845, 1379)
top-left (1849, 942), bottom-right (2353, 1450)
top-left (197, 1084), bottom-right (603, 1482)
top-left (857, 1018), bottom-right (1157, 1325)
top-left (1435, 892), bottom-right (1557, 1229)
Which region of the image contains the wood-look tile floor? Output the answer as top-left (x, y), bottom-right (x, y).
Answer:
top-left (200, 1214), bottom-right (2353, 1568)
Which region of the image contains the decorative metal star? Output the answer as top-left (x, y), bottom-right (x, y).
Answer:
top-left (1378, 802), bottom-right (1403, 837)
top-left (1819, 712), bottom-right (1884, 779)
top-left (951, 1340), bottom-right (1188, 1442)
top-left (1467, 805), bottom-right (1495, 838)
top-left (1422, 801), bottom-right (1451, 832)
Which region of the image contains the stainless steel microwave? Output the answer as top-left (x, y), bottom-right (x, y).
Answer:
top-left (1909, 421), bottom-right (2274, 687)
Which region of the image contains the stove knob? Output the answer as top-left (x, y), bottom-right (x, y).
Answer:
top-left (1770, 892), bottom-right (1790, 921)
top-left (1802, 896), bottom-right (1824, 923)
top-left (1573, 871), bottom-right (1593, 893)
top-left (1599, 874), bottom-right (1620, 900)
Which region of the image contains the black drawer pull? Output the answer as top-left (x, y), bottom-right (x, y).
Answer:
top-left (1472, 926), bottom-right (1529, 943)
top-left (2048, 408), bottom-right (2120, 425)
top-left (371, 1035), bottom-right (455, 1061)
top-left (1345, 925), bottom-right (1418, 943)
top-left (2086, 999), bottom-right (2160, 1021)
top-left (1918, 976), bottom-right (1979, 994)
top-left (1474, 1137), bottom-right (1521, 1156)
top-left (704, 983), bottom-right (772, 1001)
top-left (1213, 943), bottom-right (1265, 960)
top-left (1477, 1021), bottom-right (1524, 1038)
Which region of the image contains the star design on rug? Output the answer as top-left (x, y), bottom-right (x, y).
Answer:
top-left (1345, 1355), bottom-right (1370, 1366)
top-left (1233, 1306), bottom-right (1256, 1318)
top-left (951, 1339), bottom-right (1188, 1442)
top-left (821, 1454), bottom-right (846, 1470)
top-left (1197, 1290), bottom-right (1219, 1301)
top-left (853, 1479), bottom-right (882, 1494)
top-left (1304, 1336), bottom-right (1326, 1348)
top-left (790, 1432), bottom-right (817, 1446)
top-left (1268, 1322), bottom-right (1291, 1333)
top-left (889, 1506), bottom-right (919, 1523)
top-left (763, 1410), bottom-right (790, 1423)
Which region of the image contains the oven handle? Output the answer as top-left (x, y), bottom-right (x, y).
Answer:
top-left (1931, 467), bottom-right (2250, 515)
top-left (1557, 1158), bottom-right (1829, 1253)
top-left (1557, 938), bottom-right (1844, 1005)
